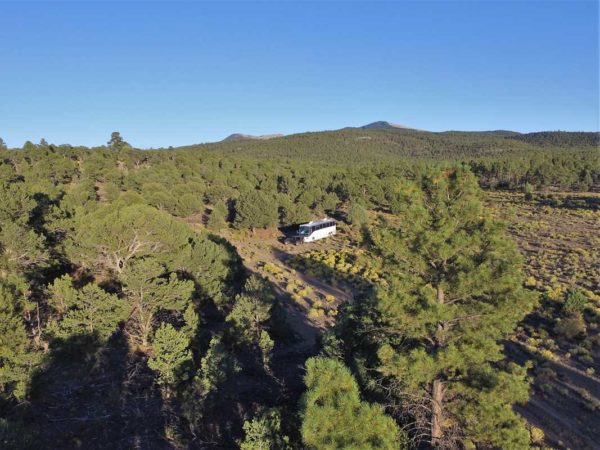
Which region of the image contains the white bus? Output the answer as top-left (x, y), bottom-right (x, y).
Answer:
top-left (289, 218), bottom-right (336, 244)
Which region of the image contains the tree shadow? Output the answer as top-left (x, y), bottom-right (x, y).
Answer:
top-left (506, 339), bottom-right (600, 450)
top-left (534, 193), bottom-right (600, 211)
top-left (178, 267), bottom-right (319, 448)
top-left (24, 329), bottom-right (169, 450)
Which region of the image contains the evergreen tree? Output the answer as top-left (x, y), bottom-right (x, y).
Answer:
top-left (197, 335), bottom-right (240, 396)
top-left (22, 141), bottom-right (36, 152)
top-left (240, 409), bottom-right (289, 450)
top-left (171, 234), bottom-right (240, 307)
top-left (280, 201), bottom-right (312, 226)
top-left (234, 190), bottom-right (278, 230)
top-left (226, 275), bottom-right (274, 345)
top-left (320, 191), bottom-right (340, 214)
top-left (0, 182), bottom-right (48, 287)
top-left (120, 258), bottom-right (194, 348)
top-left (301, 357), bottom-right (404, 450)
top-left (347, 200), bottom-right (368, 226)
top-left (47, 276), bottom-right (128, 351)
top-left (148, 323), bottom-right (192, 390)
top-left (0, 283), bottom-right (40, 400)
top-left (181, 303), bottom-right (200, 340)
top-left (207, 201), bottom-right (228, 231)
top-left (107, 131), bottom-right (129, 150)
top-left (175, 193), bottom-right (203, 217)
top-left (65, 203), bottom-right (191, 275)
top-left (562, 288), bottom-right (587, 315)
top-left (361, 167), bottom-right (536, 448)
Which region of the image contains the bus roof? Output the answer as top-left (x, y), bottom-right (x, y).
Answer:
top-left (300, 218), bottom-right (336, 227)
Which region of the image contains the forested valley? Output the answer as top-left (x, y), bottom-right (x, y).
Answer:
top-left (0, 128), bottom-right (598, 449)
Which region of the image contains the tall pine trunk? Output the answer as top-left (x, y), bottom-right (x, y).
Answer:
top-left (431, 379), bottom-right (444, 446)
top-left (431, 285), bottom-right (446, 447)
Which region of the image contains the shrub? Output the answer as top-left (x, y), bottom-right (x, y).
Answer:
top-left (308, 307), bottom-right (325, 319)
top-left (529, 426), bottom-right (544, 445)
top-left (554, 313), bottom-right (586, 340)
top-left (563, 288), bottom-right (588, 314)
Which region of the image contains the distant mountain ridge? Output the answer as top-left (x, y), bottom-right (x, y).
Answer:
top-left (221, 121), bottom-right (414, 141)
top-left (217, 123), bottom-right (599, 149)
top-left (222, 133), bottom-right (284, 142)
top-left (189, 125), bottom-right (599, 165)
top-left (358, 121), bottom-right (413, 130)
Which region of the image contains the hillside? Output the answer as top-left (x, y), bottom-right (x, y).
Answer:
top-left (183, 128), bottom-right (599, 164)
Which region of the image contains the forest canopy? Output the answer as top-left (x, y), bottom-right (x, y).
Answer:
top-left (0, 129), bottom-right (597, 449)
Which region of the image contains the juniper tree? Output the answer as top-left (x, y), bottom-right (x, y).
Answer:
top-left (300, 357), bottom-right (404, 450)
top-left (361, 167), bottom-right (536, 448)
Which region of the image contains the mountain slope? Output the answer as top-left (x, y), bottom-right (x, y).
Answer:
top-left (181, 128), bottom-right (599, 164)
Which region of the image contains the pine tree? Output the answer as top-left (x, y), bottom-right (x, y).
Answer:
top-left (148, 323), bottom-right (192, 390)
top-left (171, 234), bottom-right (240, 307)
top-left (361, 167), bottom-right (536, 448)
top-left (279, 199), bottom-right (312, 226)
top-left (47, 276), bottom-right (128, 351)
top-left (175, 193), bottom-right (203, 217)
top-left (240, 409), bottom-right (289, 450)
top-left (0, 182), bottom-right (48, 286)
top-left (197, 335), bottom-right (240, 396)
top-left (0, 283), bottom-right (40, 400)
top-left (65, 203), bottom-right (191, 275)
top-left (234, 190), bottom-right (278, 230)
top-left (120, 258), bottom-right (194, 348)
top-left (347, 199), bottom-right (368, 226)
top-left (300, 357), bottom-right (404, 450)
top-left (226, 275), bottom-right (274, 345)
top-left (207, 201), bottom-right (228, 231)
top-left (107, 131), bottom-right (129, 150)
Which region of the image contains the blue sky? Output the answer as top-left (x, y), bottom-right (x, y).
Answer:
top-left (0, 1), bottom-right (598, 148)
